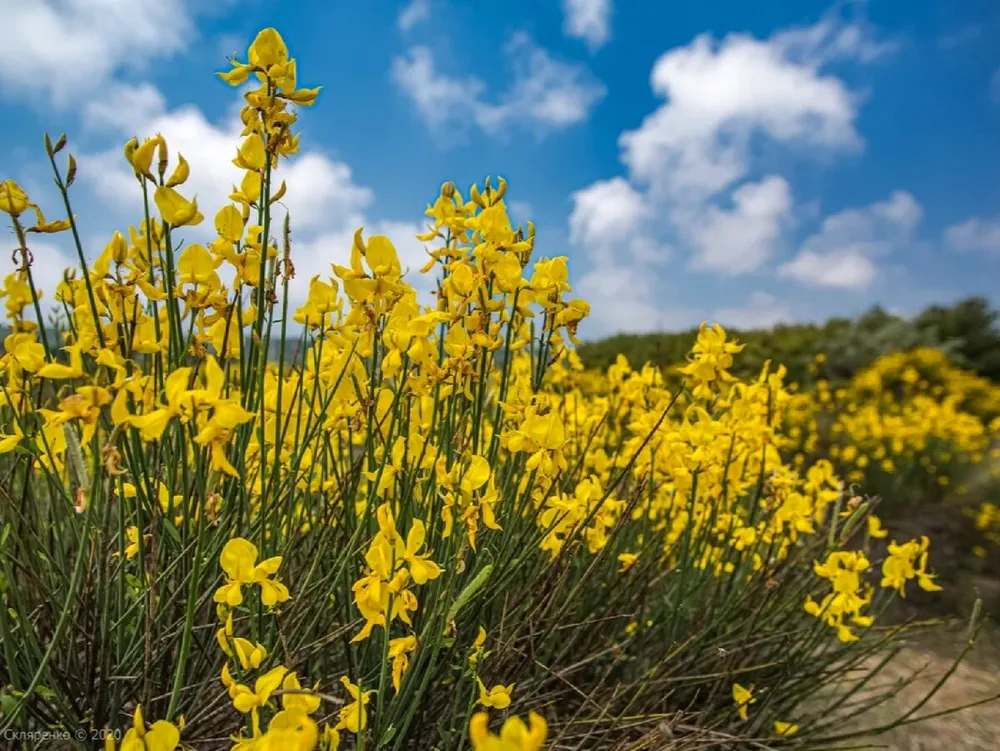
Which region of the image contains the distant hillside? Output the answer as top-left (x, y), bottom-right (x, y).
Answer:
top-left (576, 296), bottom-right (1000, 385)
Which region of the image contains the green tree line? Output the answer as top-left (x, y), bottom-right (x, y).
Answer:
top-left (577, 296), bottom-right (1000, 384)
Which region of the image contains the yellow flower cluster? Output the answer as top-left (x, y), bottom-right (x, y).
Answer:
top-left (785, 348), bottom-right (999, 489)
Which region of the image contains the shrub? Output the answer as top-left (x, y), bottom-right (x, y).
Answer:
top-left (0, 28), bottom-right (991, 751)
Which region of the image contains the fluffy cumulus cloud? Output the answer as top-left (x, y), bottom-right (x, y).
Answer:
top-left (683, 176), bottom-right (793, 274)
top-left (778, 191), bottom-right (922, 289)
top-left (0, 0), bottom-right (199, 104)
top-left (569, 10), bottom-right (885, 334)
top-left (944, 216), bottom-right (1000, 255)
top-left (568, 177), bottom-right (666, 264)
top-left (562, 0), bottom-right (612, 51)
top-left (392, 33), bottom-right (606, 139)
top-left (620, 28), bottom-right (859, 200)
top-left (390, 48), bottom-right (486, 132)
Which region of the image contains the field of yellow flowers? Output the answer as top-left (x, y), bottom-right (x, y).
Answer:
top-left (0, 28), bottom-right (998, 750)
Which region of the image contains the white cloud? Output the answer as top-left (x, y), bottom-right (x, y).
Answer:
top-left (944, 216), bottom-right (1000, 255)
top-left (568, 177), bottom-right (672, 337)
top-left (575, 265), bottom-right (694, 336)
top-left (712, 291), bottom-right (792, 330)
top-left (778, 190), bottom-right (921, 288)
top-left (778, 249), bottom-right (877, 290)
top-left (390, 47), bottom-right (485, 132)
top-left (562, 0), bottom-right (612, 51)
top-left (567, 12), bottom-right (889, 330)
top-left (392, 34), bottom-right (605, 138)
top-left (397, 0), bottom-right (430, 31)
top-left (84, 82), bottom-right (169, 132)
top-left (477, 33), bottom-right (607, 132)
top-left (772, 10), bottom-right (897, 64)
top-left (0, 0), bottom-right (198, 104)
top-left (620, 30), bottom-right (860, 201)
top-left (684, 176), bottom-right (792, 274)
top-left (569, 177), bottom-right (665, 263)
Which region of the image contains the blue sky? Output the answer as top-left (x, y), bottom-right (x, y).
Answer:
top-left (1, 0), bottom-right (998, 338)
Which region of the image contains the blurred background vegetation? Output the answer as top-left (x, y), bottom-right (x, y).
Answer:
top-left (578, 296), bottom-right (1000, 387)
top-left (579, 295), bottom-right (1000, 617)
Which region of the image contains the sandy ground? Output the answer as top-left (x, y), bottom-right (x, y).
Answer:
top-left (853, 622), bottom-right (1000, 750)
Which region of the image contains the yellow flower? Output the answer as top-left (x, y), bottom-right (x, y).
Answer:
top-left (153, 186), bottom-right (203, 227)
top-left (36, 343), bottom-right (86, 380)
top-left (867, 514), bottom-right (888, 539)
top-left (320, 725), bottom-right (341, 751)
top-left (216, 614), bottom-right (267, 670)
top-left (0, 422), bottom-right (24, 454)
top-left (880, 537), bottom-right (941, 595)
top-left (176, 244), bottom-right (220, 288)
top-left (388, 635), bottom-right (418, 691)
top-left (617, 552), bottom-right (639, 572)
top-left (130, 136), bottom-right (162, 180)
top-left (165, 153), bottom-right (190, 187)
top-left (469, 712), bottom-right (547, 751)
top-left (477, 678), bottom-right (514, 709)
top-left (126, 368), bottom-right (192, 442)
top-left (732, 683), bottom-right (755, 721)
top-left (231, 665), bottom-right (288, 713)
top-left (258, 710), bottom-right (319, 751)
top-left (214, 538), bottom-right (290, 608)
top-left (774, 720), bottom-right (799, 736)
top-left (234, 134), bottom-right (266, 171)
top-left (248, 28), bottom-right (289, 69)
top-left (400, 519), bottom-right (443, 585)
top-left (281, 671), bottom-right (322, 716)
top-left (335, 676), bottom-right (372, 734)
top-left (118, 705), bottom-right (180, 751)
top-left (469, 626), bottom-right (490, 669)
top-left (123, 526), bottom-right (149, 561)
top-left (25, 204), bottom-right (72, 233)
top-left (0, 179), bottom-right (31, 216)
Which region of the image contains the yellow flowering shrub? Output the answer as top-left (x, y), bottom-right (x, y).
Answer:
top-left (776, 348), bottom-right (1000, 570)
top-left (0, 28), bottom-right (991, 751)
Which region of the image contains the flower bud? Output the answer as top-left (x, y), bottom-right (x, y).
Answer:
top-left (109, 230), bottom-right (129, 264)
top-left (470, 183), bottom-right (484, 208)
top-left (123, 137), bottom-right (139, 169)
top-left (269, 180), bottom-right (287, 204)
top-left (157, 137), bottom-right (169, 180)
top-left (66, 154), bottom-right (78, 187)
